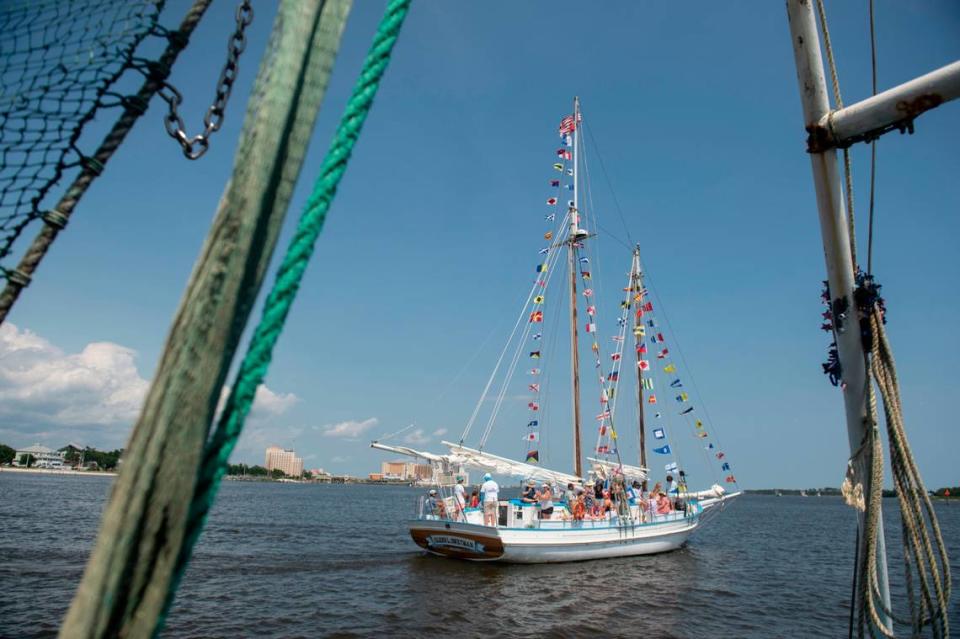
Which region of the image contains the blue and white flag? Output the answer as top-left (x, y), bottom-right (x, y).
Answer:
top-left (653, 428), bottom-right (665, 439)
top-left (665, 462), bottom-right (679, 472)
top-left (654, 445), bottom-right (671, 455)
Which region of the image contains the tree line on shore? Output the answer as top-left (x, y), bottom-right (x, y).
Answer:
top-left (226, 463), bottom-right (313, 480)
top-left (0, 443), bottom-right (122, 470)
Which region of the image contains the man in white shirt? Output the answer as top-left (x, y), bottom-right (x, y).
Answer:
top-left (453, 476), bottom-right (467, 520)
top-left (480, 473), bottom-right (499, 526)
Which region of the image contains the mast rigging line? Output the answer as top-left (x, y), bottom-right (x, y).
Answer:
top-left (583, 120), bottom-right (635, 247)
top-left (468, 209), bottom-right (571, 448)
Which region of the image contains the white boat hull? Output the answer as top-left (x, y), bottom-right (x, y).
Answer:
top-left (409, 513), bottom-right (698, 563)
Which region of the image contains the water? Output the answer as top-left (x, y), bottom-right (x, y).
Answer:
top-left (1, 473), bottom-right (958, 638)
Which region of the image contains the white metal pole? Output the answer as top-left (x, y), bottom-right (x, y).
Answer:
top-left (785, 0), bottom-right (893, 629)
top-left (816, 60), bottom-right (960, 149)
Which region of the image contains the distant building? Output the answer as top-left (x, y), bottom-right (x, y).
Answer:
top-left (368, 473), bottom-right (385, 481)
top-left (381, 460), bottom-right (431, 481)
top-left (13, 444), bottom-right (65, 469)
top-left (308, 468), bottom-right (330, 478)
top-left (265, 446), bottom-right (303, 477)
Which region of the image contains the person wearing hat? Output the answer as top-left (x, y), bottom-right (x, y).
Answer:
top-left (520, 478), bottom-right (537, 504)
top-left (537, 481), bottom-right (554, 518)
top-left (480, 473), bottom-right (499, 526)
top-left (453, 475), bottom-right (467, 520)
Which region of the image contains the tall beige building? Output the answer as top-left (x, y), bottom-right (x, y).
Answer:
top-left (265, 446), bottom-right (304, 477)
top-left (381, 460), bottom-right (431, 481)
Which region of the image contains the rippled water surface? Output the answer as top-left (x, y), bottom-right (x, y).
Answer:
top-left (1, 473), bottom-right (958, 638)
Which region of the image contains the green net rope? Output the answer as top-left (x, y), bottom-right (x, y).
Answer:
top-left (166, 0), bottom-right (411, 609)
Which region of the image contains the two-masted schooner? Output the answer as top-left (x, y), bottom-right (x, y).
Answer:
top-left (372, 99), bottom-right (739, 562)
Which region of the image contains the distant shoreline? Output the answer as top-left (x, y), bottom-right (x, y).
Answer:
top-left (0, 466), bottom-right (117, 477)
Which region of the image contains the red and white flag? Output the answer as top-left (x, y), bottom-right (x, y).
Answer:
top-left (585, 322), bottom-right (597, 333)
top-left (610, 353), bottom-right (621, 361)
top-left (528, 402), bottom-right (539, 411)
top-left (546, 197), bottom-right (557, 205)
top-left (556, 149), bottom-right (572, 160)
top-left (638, 360), bottom-right (650, 371)
top-left (657, 348), bottom-right (669, 359)
top-left (524, 432), bottom-right (540, 442)
top-left (559, 115), bottom-right (576, 134)
top-left (596, 410), bottom-right (611, 421)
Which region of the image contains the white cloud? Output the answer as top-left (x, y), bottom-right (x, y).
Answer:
top-left (403, 428), bottom-right (429, 444)
top-left (216, 384), bottom-right (299, 419)
top-left (320, 417), bottom-right (378, 439)
top-left (0, 323), bottom-right (148, 438)
top-left (0, 323), bottom-right (298, 451)
top-left (432, 428), bottom-right (448, 437)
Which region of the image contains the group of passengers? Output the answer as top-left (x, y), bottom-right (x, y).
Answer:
top-left (557, 476), bottom-right (683, 523)
top-left (427, 473), bottom-right (686, 524)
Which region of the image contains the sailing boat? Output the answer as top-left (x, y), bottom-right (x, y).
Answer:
top-left (372, 98), bottom-right (739, 562)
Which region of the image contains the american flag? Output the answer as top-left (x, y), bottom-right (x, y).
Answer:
top-left (558, 115), bottom-right (576, 135)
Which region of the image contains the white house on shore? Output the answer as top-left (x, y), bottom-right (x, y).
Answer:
top-left (13, 444), bottom-right (65, 469)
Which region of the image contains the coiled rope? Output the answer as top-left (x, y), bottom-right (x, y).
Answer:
top-left (168, 0), bottom-right (411, 609)
top-left (855, 306), bottom-right (951, 639)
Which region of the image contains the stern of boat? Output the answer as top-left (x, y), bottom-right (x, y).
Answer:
top-left (408, 519), bottom-right (505, 561)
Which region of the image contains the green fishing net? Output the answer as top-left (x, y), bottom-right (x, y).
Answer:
top-left (0, 0), bottom-right (164, 277)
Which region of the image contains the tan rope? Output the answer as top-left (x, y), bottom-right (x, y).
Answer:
top-left (854, 306), bottom-right (951, 638)
top-left (814, 0), bottom-right (857, 270)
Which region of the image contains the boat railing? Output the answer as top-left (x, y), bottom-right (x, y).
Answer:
top-left (413, 496), bottom-right (700, 527)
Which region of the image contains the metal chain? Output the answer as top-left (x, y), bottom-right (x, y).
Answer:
top-left (159, 0), bottom-right (253, 159)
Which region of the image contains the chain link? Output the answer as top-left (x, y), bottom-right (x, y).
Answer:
top-left (159, 0), bottom-right (253, 159)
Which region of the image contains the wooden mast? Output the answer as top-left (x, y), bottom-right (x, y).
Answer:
top-left (631, 246), bottom-right (648, 491)
top-left (568, 96), bottom-right (583, 478)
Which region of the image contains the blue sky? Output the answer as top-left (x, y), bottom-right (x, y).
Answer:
top-left (1, 1), bottom-right (958, 489)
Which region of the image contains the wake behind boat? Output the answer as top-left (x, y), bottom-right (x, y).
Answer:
top-left (373, 98), bottom-right (739, 563)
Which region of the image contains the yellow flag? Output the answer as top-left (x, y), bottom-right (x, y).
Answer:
top-left (664, 364), bottom-right (676, 373)
top-left (534, 295), bottom-right (544, 304)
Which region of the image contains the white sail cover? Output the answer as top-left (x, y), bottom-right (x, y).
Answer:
top-left (441, 441), bottom-right (583, 485)
top-left (587, 457), bottom-right (648, 481)
top-left (369, 441), bottom-right (449, 463)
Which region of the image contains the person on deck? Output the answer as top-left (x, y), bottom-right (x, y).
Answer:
top-left (469, 489), bottom-right (480, 508)
top-left (601, 490), bottom-right (615, 518)
top-left (666, 474), bottom-right (678, 495)
top-left (453, 476), bottom-right (466, 520)
top-left (537, 482), bottom-right (554, 519)
top-left (656, 490), bottom-right (674, 515)
top-left (481, 473), bottom-right (499, 526)
top-left (427, 489), bottom-right (445, 519)
top-left (628, 480), bottom-right (643, 503)
top-left (647, 484), bottom-right (661, 521)
top-left (564, 482), bottom-right (577, 508)
top-left (584, 482), bottom-right (599, 518)
top-left (520, 479), bottom-right (538, 504)
top-left (572, 487), bottom-right (586, 521)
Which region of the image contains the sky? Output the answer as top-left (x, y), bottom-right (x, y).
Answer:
top-left (1, 1), bottom-right (958, 489)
